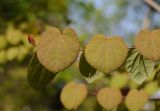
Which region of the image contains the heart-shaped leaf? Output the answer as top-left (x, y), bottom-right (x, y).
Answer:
top-left (125, 48), bottom-right (155, 84)
top-left (27, 54), bottom-right (56, 91)
top-left (97, 87), bottom-right (122, 110)
top-left (135, 29), bottom-right (160, 61)
top-left (85, 34), bottom-right (128, 74)
top-left (37, 27), bottom-right (80, 73)
top-left (60, 82), bottom-right (87, 110)
top-left (125, 89), bottom-right (148, 111)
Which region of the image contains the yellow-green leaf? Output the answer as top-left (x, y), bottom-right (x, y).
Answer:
top-left (27, 54), bottom-right (56, 91)
top-left (135, 29), bottom-right (160, 61)
top-left (97, 87), bottom-right (122, 110)
top-left (6, 25), bottom-right (23, 45)
top-left (125, 48), bottom-right (155, 84)
top-left (110, 72), bottom-right (129, 89)
top-left (125, 89), bottom-right (148, 111)
top-left (85, 34), bottom-right (128, 74)
top-left (17, 46), bottom-right (29, 61)
top-left (6, 47), bottom-right (19, 61)
top-left (0, 36), bottom-right (7, 50)
top-left (143, 81), bottom-right (159, 95)
top-left (0, 50), bottom-right (7, 64)
top-left (37, 27), bottom-right (80, 73)
top-left (60, 82), bottom-right (87, 110)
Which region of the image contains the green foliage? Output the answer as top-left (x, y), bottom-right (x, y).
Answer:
top-left (27, 54), bottom-right (56, 91)
top-left (1, 0), bottom-right (160, 110)
top-left (143, 81), bottom-right (159, 95)
top-left (28, 27), bottom-right (160, 89)
top-left (6, 25), bottom-right (23, 45)
top-left (0, 36), bottom-right (7, 50)
top-left (0, 24), bottom-right (33, 65)
top-left (24, 27), bottom-right (160, 110)
top-left (0, 0), bottom-right (70, 31)
top-left (0, 50), bottom-right (7, 64)
top-left (125, 48), bottom-right (155, 84)
top-left (17, 46), bottom-right (30, 61)
top-left (110, 72), bottom-right (129, 89)
top-left (6, 47), bottom-right (19, 61)
top-left (25, 26), bottom-right (160, 110)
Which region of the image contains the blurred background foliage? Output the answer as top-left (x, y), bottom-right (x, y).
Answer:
top-left (0, 0), bottom-right (160, 111)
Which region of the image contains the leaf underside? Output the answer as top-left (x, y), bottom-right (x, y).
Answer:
top-left (27, 54), bottom-right (56, 91)
top-left (125, 48), bottom-right (155, 84)
top-left (79, 53), bottom-right (97, 76)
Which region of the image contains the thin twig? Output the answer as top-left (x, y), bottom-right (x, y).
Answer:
top-left (88, 91), bottom-right (97, 96)
top-left (142, 8), bottom-right (151, 29)
top-left (79, 49), bottom-right (85, 51)
top-left (88, 90), bottom-right (160, 100)
top-left (144, 0), bottom-right (160, 12)
top-left (149, 96), bottom-right (160, 100)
